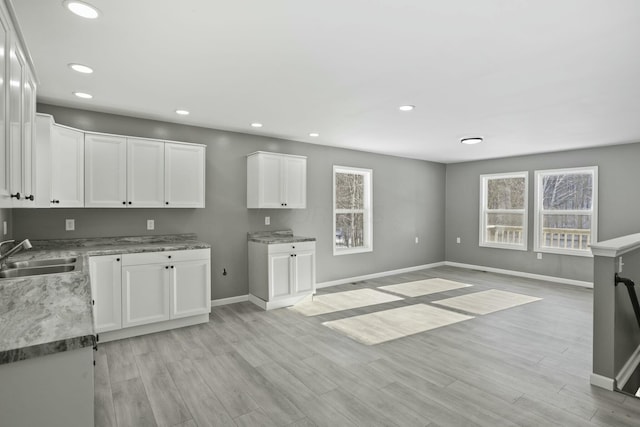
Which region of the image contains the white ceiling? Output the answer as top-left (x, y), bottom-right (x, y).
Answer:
top-left (12, 0), bottom-right (640, 163)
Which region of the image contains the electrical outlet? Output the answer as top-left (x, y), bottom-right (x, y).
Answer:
top-left (265, 216), bottom-right (270, 225)
top-left (2, 221), bottom-right (6, 236)
top-left (415, 236), bottom-right (419, 244)
top-left (65, 219), bottom-right (75, 231)
top-left (147, 219), bottom-right (155, 230)
top-left (456, 237), bottom-right (461, 244)
top-left (537, 253), bottom-right (542, 260)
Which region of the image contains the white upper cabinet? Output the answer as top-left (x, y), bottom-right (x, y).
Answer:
top-left (50, 125), bottom-right (84, 207)
top-left (127, 137), bottom-right (164, 207)
top-left (0, 2), bottom-right (36, 208)
top-left (247, 151), bottom-right (307, 209)
top-left (81, 132), bottom-right (204, 209)
top-left (165, 143), bottom-right (205, 208)
top-left (85, 133), bottom-right (127, 208)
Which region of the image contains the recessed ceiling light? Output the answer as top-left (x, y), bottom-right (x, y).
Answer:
top-left (309, 132), bottom-right (320, 137)
top-left (460, 137), bottom-right (483, 145)
top-left (63, 1), bottom-right (100, 19)
top-left (251, 123), bottom-right (263, 128)
top-left (73, 92), bottom-right (93, 99)
top-left (69, 63), bottom-right (93, 74)
top-left (399, 105), bottom-right (415, 111)
top-left (175, 109), bottom-right (190, 115)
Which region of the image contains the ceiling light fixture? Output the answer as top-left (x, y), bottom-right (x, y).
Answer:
top-left (73, 92), bottom-right (93, 99)
top-left (251, 123), bottom-right (263, 128)
top-left (175, 109), bottom-right (190, 115)
top-left (460, 137), bottom-right (483, 145)
top-left (63, 1), bottom-right (100, 19)
top-left (399, 105), bottom-right (415, 111)
top-left (69, 63), bottom-right (93, 74)
top-left (309, 132), bottom-right (319, 137)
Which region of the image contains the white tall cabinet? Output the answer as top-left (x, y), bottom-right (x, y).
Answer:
top-left (0, 1), bottom-right (36, 208)
top-left (247, 151), bottom-right (307, 209)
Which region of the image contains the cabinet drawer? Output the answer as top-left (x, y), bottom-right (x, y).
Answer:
top-left (268, 241), bottom-right (315, 254)
top-left (122, 248), bottom-right (210, 266)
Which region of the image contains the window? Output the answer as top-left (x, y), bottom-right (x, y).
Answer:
top-left (479, 172), bottom-right (528, 250)
top-left (333, 166), bottom-right (372, 255)
top-left (534, 166), bottom-right (598, 256)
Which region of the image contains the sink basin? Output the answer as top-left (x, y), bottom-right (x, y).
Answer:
top-left (0, 264), bottom-right (76, 278)
top-left (6, 257), bottom-right (77, 269)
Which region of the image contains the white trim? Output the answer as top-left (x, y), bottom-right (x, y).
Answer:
top-left (98, 314), bottom-right (209, 343)
top-left (616, 343), bottom-right (640, 390)
top-left (333, 165), bottom-right (373, 256)
top-left (591, 232), bottom-right (640, 258)
top-left (444, 261), bottom-right (593, 288)
top-left (248, 293), bottom-right (312, 310)
top-left (211, 294), bottom-right (249, 307)
top-left (533, 166), bottom-right (598, 256)
top-left (590, 373), bottom-right (616, 391)
top-left (316, 262), bottom-right (446, 289)
top-left (479, 171), bottom-right (528, 251)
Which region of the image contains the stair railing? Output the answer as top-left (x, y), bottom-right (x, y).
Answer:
top-left (615, 273), bottom-right (640, 329)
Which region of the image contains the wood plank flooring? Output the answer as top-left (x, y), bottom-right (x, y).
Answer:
top-left (95, 266), bottom-right (640, 426)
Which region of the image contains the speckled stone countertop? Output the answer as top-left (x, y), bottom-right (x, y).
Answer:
top-left (0, 234), bottom-right (210, 365)
top-left (248, 230), bottom-right (316, 244)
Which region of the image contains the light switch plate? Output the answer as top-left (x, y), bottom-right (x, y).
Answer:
top-left (265, 216), bottom-right (270, 225)
top-left (147, 219), bottom-right (155, 230)
top-left (65, 219), bottom-right (75, 231)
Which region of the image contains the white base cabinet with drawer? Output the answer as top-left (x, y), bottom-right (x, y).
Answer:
top-left (248, 241), bottom-right (316, 310)
top-left (89, 248), bottom-right (211, 341)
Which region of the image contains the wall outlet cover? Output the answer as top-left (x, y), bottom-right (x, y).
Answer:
top-left (147, 219), bottom-right (155, 230)
top-left (537, 253), bottom-right (542, 260)
top-left (456, 237), bottom-right (461, 244)
top-left (265, 216), bottom-right (270, 225)
top-left (2, 221), bottom-right (6, 236)
top-left (65, 219), bottom-right (75, 231)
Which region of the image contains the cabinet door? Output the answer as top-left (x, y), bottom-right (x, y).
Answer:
top-left (165, 143), bottom-right (205, 208)
top-left (127, 138), bottom-right (164, 207)
top-left (121, 264), bottom-right (170, 327)
top-left (85, 134), bottom-right (127, 207)
top-left (170, 259), bottom-right (211, 319)
top-left (259, 153), bottom-right (283, 208)
top-left (0, 11), bottom-right (8, 207)
top-left (283, 156), bottom-right (306, 209)
top-left (51, 125), bottom-right (84, 207)
top-left (89, 255), bottom-right (122, 333)
top-left (268, 252), bottom-right (292, 299)
top-left (8, 39), bottom-right (23, 205)
top-left (21, 70), bottom-right (36, 206)
top-left (292, 250), bottom-right (315, 295)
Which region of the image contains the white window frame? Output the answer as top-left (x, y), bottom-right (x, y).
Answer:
top-left (534, 166), bottom-right (598, 257)
top-left (333, 165), bottom-right (373, 256)
top-left (479, 171), bottom-right (528, 251)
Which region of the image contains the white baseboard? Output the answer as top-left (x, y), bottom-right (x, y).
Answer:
top-left (444, 261), bottom-right (593, 288)
top-left (590, 373), bottom-right (616, 391)
top-left (315, 262), bottom-right (446, 289)
top-left (248, 293), bottom-right (312, 311)
top-left (616, 343), bottom-right (640, 389)
top-left (211, 294), bottom-right (249, 307)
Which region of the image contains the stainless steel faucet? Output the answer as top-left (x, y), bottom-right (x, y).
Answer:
top-left (0, 239), bottom-right (33, 266)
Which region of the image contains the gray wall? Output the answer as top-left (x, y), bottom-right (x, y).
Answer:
top-left (445, 143), bottom-right (640, 283)
top-left (0, 208), bottom-right (11, 240)
top-left (12, 104), bottom-right (446, 299)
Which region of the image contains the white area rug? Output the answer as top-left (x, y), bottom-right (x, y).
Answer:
top-left (290, 288), bottom-right (404, 316)
top-left (379, 278), bottom-right (472, 297)
top-left (432, 289), bottom-right (542, 315)
top-left (322, 304), bottom-right (474, 345)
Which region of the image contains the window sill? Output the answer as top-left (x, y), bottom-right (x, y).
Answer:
top-left (333, 247), bottom-right (373, 256)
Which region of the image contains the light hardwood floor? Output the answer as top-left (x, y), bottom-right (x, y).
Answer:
top-left (95, 266), bottom-right (640, 426)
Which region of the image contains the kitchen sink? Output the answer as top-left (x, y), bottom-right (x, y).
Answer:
top-left (0, 264), bottom-right (76, 278)
top-left (6, 257), bottom-right (77, 269)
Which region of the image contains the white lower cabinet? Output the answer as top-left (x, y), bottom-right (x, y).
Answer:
top-left (89, 248), bottom-right (211, 340)
top-left (88, 254), bottom-right (122, 333)
top-left (249, 241), bottom-right (316, 310)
